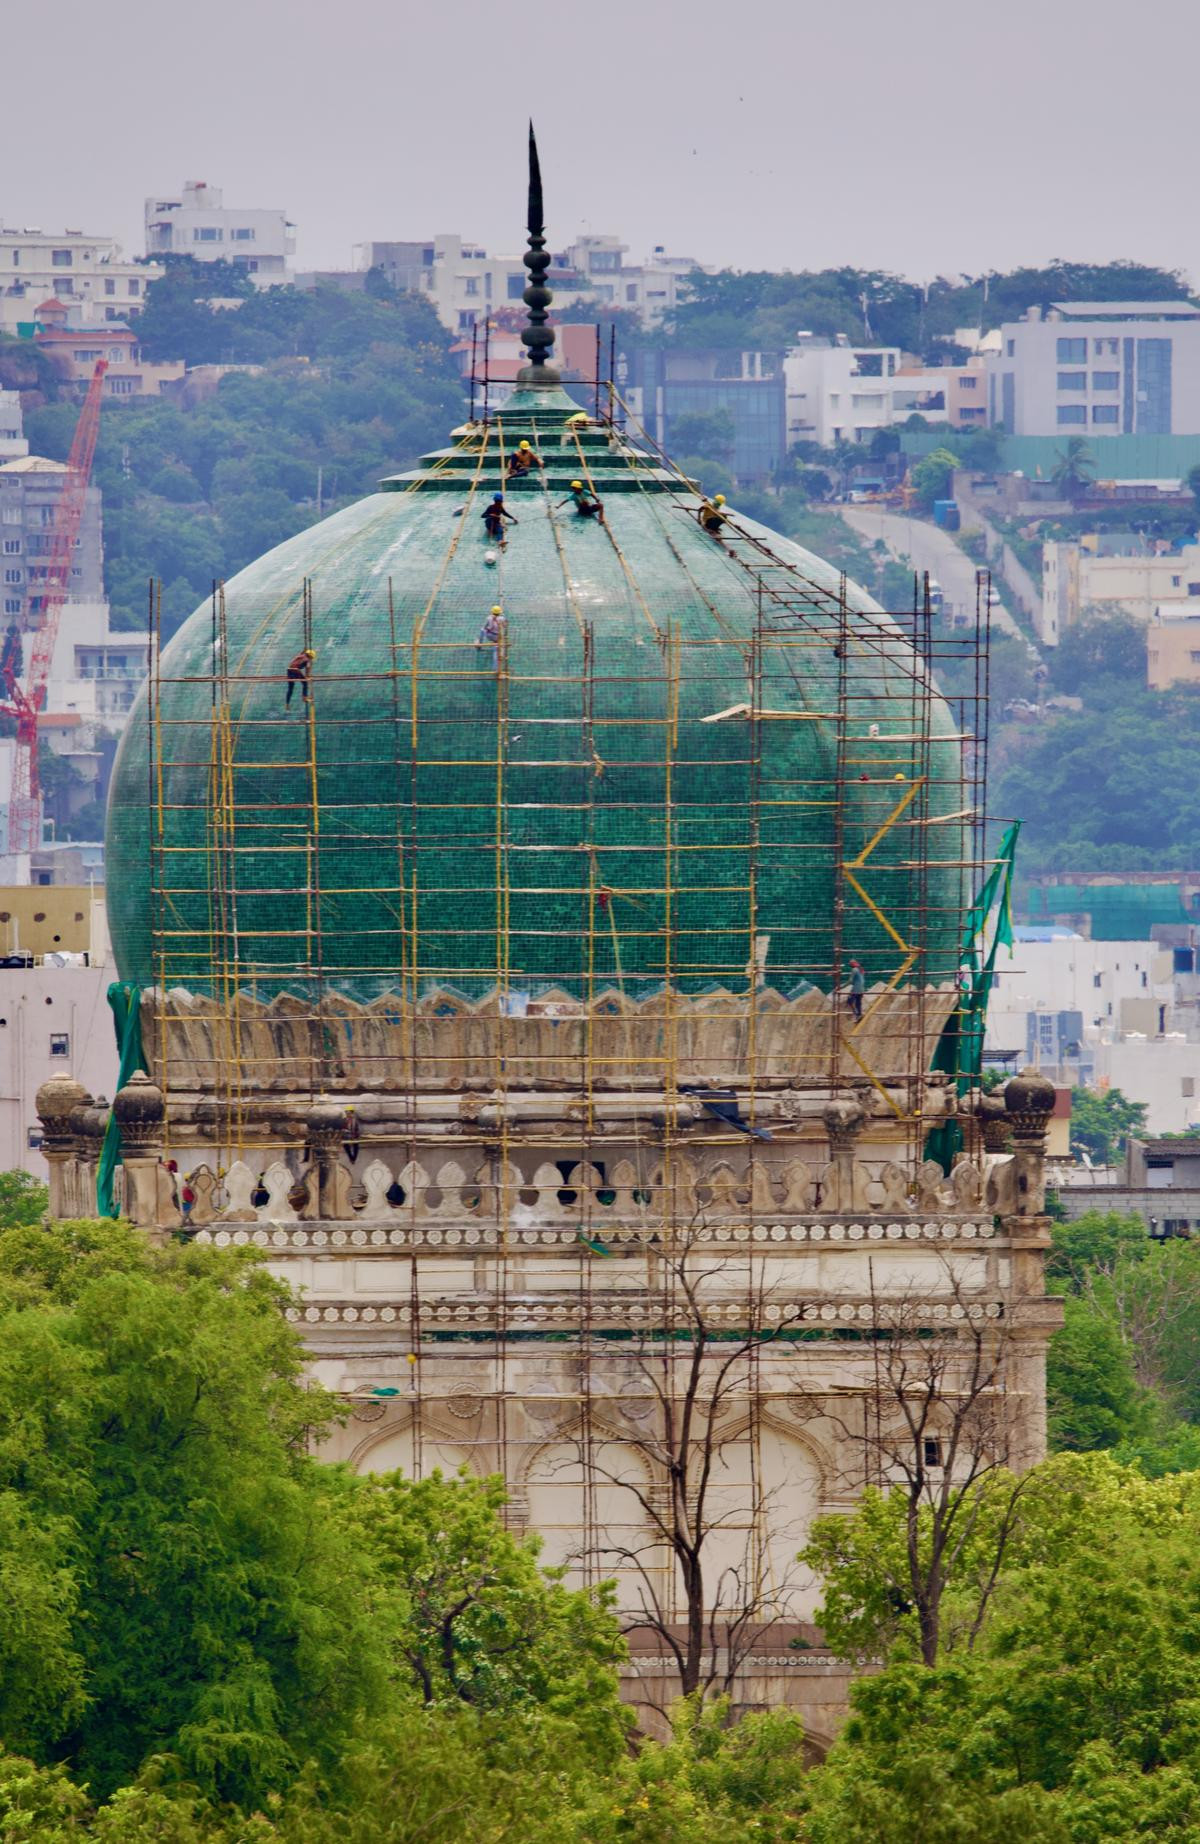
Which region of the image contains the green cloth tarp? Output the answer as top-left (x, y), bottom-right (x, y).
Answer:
top-left (96, 983), bottom-right (145, 1219)
top-left (924, 823), bottom-right (1019, 1173)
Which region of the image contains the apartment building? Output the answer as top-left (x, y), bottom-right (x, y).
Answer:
top-left (0, 227), bottom-right (159, 336)
top-left (0, 457), bottom-right (104, 633)
top-left (1146, 602), bottom-right (1200, 689)
top-left (1041, 533), bottom-right (1200, 644)
top-left (145, 182), bottom-right (294, 285)
top-left (988, 301), bottom-right (1200, 436)
top-left (31, 299), bottom-right (184, 399)
top-left (0, 392), bottom-right (27, 462)
top-left (349, 233), bottom-right (703, 332)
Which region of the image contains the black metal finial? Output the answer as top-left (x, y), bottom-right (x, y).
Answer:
top-left (521, 121), bottom-right (555, 377)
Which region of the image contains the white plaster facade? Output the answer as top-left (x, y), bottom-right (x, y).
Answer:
top-left (0, 227), bottom-right (158, 335)
top-left (988, 301), bottom-right (1200, 437)
top-left (1041, 537), bottom-right (1200, 646)
top-left (145, 182), bottom-right (294, 286)
top-left (0, 391), bottom-right (27, 461)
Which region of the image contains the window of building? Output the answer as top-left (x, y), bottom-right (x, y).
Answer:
top-left (1092, 405), bottom-right (1120, 424)
top-left (3, 600), bottom-right (19, 615)
top-left (1038, 1015), bottom-right (1054, 1046)
top-left (626, 283), bottom-right (638, 302)
top-left (1057, 337), bottom-right (1087, 363)
top-left (193, 228), bottom-right (222, 242)
top-left (1093, 973), bottom-right (1102, 988)
top-left (1092, 371), bottom-right (1120, 390)
top-left (464, 276), bottom-right (479, 297)
top-left (2, 540), bottom-right (19, 555)
top-left (49, 1033), bottom-right (69, 1057)
top-left (1057, 405), bottom-right (1087, 425)
top-left (1172, 574), bottom-right (1182, 587)
top-left (128, 279), bottom-right (140, 296)
top-left (457, 310), bottom-right (476, 330)
top-left (1057, 371), bottom-right (1087, 391)
top-left (104, 278), bottom-right (115, 296)
top-left (1188, 650), bottom-right (1200, 664)
top-left (231, 228), bottom-right (255, 242)
top-left (53, 280), bottom-right (73, 296)
top-left (51, 249), bottom-right (72, 267)
top-left (1189, 582), bottom-right (1200, 596)
top-left (960, 375), bottom-right (977, 389)
top-left (3, 569), bottom-right (21, 585)
top-left (106, 378), bottom-right (137, 396)
top-left (1184, 1077), bottom-right (1196, 1098)
top-left (923, 1438), bottom-right (943, 1469)
top-left (506, 274), bottom-right (525, 299)
top-left (1006, 339), bottom-right (1015, 356)
top-left (589, 250), bottom-right (621, 272)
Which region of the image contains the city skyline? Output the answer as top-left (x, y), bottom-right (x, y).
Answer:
top-left (4, 0), bottom-right (1196, 288)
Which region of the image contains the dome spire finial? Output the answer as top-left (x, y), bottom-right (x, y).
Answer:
top-left (519, 121), bottom-right (559, 383)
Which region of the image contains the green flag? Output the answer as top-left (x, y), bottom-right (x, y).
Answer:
top-left (924, 824), bottom-right (1020, 1173)
top-left (96, 984), bottom-right (145, 1219)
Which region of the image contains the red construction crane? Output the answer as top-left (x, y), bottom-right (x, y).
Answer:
top-left (0, 358), bottom-right (107, 856)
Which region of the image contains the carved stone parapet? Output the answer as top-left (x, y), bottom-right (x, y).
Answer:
top-left (306, 1098), bottom-right (352, 1219)
top-left (822, 1097), bottom-right (867, 1211)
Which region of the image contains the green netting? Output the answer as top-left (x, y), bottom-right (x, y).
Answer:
top-left (106, 388), bottom-right (969, 1006)
top-left (96, 982), bottom-right (144, 1218)
top-left (1024, 881), bottom-right (1192, 940)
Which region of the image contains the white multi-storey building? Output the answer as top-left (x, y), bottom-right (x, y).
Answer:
top-left (1041, 536), bottom-right (1200, 645)
top-left (145, 182), bottom-right (295, 286)
top-left (0, 227), bottom-right (159, 335)
top-left (0, 392), bottom-right (27, 461)
top-left (349, 233), bottom-right (705, 332)
top-left (988, 301), bottom-right (1200, 436)
top-left (784, 337), bottom-right (912, 446)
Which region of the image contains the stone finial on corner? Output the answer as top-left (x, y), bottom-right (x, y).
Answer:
top-left (36, 1073), bottom-right (90, 1154)
top-left (112, 1070), bottom-right (166, 1154)
top-left (1003, 1068), bottom-right (1056, 1142)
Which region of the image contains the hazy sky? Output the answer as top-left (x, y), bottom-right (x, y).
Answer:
top-left (5, 0), bottom-right (1196, 285)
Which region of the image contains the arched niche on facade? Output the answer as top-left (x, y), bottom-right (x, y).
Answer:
top-left (691, 1415), bottom-right (828, 1626)
top-left (350, 1418), bottom-right (478, 1480)
top-left (522, 1433), bottom-right (658, 1604)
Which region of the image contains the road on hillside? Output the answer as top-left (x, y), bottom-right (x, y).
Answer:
top-left (839, 505), bottom-right (1025, 645)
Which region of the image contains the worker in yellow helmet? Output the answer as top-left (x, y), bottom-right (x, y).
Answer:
top-left (557, 478), bottom-right (604, 522)
top-left (476, 605), bottom-right (505, 670)
top-left (506, 438), bottom-right (541, 483)
top-left (286, 647), bottom-right (315, 707)
top-left (697, 492), bottom-right (729, 538)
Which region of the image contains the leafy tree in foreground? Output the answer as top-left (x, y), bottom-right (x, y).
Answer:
top-left (803, 1455), bottom-right (1200, 1843)
top-left (0, 1217), bottom-right (378, 1805)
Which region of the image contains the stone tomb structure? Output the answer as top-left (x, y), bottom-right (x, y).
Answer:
top-left (37, 151), bottom-right (1063, 1736)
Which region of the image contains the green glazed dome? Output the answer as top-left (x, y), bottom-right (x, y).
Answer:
top-left (106, 381), bottom-right (966, 1004)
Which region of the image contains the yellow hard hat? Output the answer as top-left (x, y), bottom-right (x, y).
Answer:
top-left (714, 494), bottom-right (726, 505)
top-left (519, 440), bottom-right (531, 450)
top-left (491, 605), bottom-right (503, 616)
top-left (571, 479), bottom-right (583, 489)
top-left (304, 649), bottom-right (315, 658)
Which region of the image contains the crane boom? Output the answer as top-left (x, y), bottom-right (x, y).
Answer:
top-left (1, 359), bottom-right (107, 858)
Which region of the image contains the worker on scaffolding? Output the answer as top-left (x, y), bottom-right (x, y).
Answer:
top-left (482, 492), bottom-right (518, 548)
top-left (476, 606), bottom-right (505, 670)
top-left (558, 479), bottom-right (604, 522)
top-left (846, 959), bottom-right (866, 1024)
top-left (286, 648), bottom-right (315, 707)
top-left (506, 439), bottom-right (540, 483)
top-left (697, 493), bottom-right (729, 539)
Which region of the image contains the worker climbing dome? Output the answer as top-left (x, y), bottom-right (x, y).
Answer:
top-left (106, 136), bottom-right (967, 1016)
